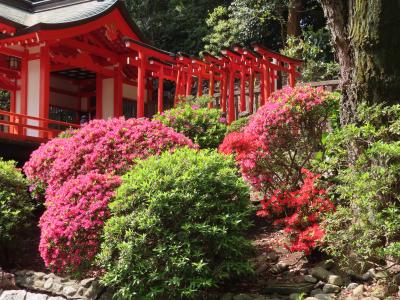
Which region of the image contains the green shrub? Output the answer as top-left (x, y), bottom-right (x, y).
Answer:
top-left (99, 148), bottom-right (253, 299)
top-left (226, 116), bottom-right (249, 134)
top-left (317, 103), bottom-right (400, 269)
top-left (0, 158), bottom-right (33, 242)
top-left (155, 96), bottom-right (227, 149)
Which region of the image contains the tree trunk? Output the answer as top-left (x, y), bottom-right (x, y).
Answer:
top-left (319, 0), bottom-right (400, 125)
top-left (287, 0), bottom-right (303, 37)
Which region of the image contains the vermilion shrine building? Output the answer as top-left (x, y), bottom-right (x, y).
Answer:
top-left (0, 0), bottom-right (302, 146)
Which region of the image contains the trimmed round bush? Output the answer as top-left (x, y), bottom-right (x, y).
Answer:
top-left (0, 158), bottom-right (33, 243)
top-left (24, 118), bottom-right (195, 274)
top-left (155, 102), bottom-right (227, 149)
top-left (98, 148), bottom-right (253, 299)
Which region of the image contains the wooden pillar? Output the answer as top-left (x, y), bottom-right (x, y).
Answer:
top-left (228, 68), bottom-right (235, 124)
top-left (260, 71), bottom-right (265, 107)
top-left (96, 74), bottom-right (103, 119)
top-left (197, 75), bottom-right (203, 97)
top-left (137, 51), bottom-right (146, 118)
top-left (289, 63), bottom-right (296, 87)
top-left (249, 70), bottom-right (254, 114)
top-left (39, 45), bottom-right (50, 137)
top-left (174, 68), bottom-right (181, 106)
top-left (208, 69), bottom-right (214, 108)
top-left (221, 71), bottom-right (227, 113)
top-left (113, 65), bottom-right (123, 117)
top-left (185, 72), bottom-right (192, 97)
top-left (20, 53), bottom-right (28, 117)
top-left (158, 68), bottom-right (164, 113)
top-left (240, 68), bottom-right (246, 112)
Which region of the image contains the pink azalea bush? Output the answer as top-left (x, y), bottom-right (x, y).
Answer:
top-left (24, 118), bottom-right (195, 274)
top-left (219, 86), bottom-right (337, 254)
top-left (39, 172), bottom-right (121, 273)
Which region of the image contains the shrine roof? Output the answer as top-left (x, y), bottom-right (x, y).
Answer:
top-left (0, 0), bottom-right (147, 42)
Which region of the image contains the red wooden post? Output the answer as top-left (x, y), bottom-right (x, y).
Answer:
top-left (240, 68), bottom-right (246, 112)
top-left (289, 63), bottom-right (296, 87)
top-left (249, 69), bottom-right (254, 114)
top-left (39, 45), bottom-right (50, 138)
top-left (220, 71), bottom-right (227, 113)
top-left (228, 68), bottom-right (235, 124)
top-left (114, 65), bottom-right (123, 117)
top-left (174, 67), bottom-right (181, 106)
top-left (208, 69), bottom-right (214, 108)
top-left (96, 74), bottom-right (103, 119)
top-left (260, 71), bottom-right (265, 107)
top-left (158, 68), bottom-right (164, 113)
top-left (197, 75), bottom-right (203, 97)
top-left (137, 51), bottom-right (146, 118)
top-left (20, 53), bottom-right (28, 117)
top-left (185, 71), bottom-right (192, 97)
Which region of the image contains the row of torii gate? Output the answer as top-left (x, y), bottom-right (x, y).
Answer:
top-left (126, 39), bottom-right (302, 123)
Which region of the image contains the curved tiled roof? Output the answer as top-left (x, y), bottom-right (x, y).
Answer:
top-left (0, 0), bottom-right (148, 42)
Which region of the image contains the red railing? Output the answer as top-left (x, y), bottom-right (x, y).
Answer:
top-left (0, 109), bottom-right (80, 142)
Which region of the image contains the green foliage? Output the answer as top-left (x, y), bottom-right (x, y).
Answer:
top-left (203, 0), bottom-right (287, 54)
top-left (125, 0), bottom-right (228, 55)
top-left (281, 27), bottom-right (339, 82)
top-left (99, 148), bottom-right (254, 299)
top-left (0, 158), bottom-right (33, 242)
top-left (226, 116), bottom-right (250, 134)
top-left (0, 90), bottom-right (10, 111)
top-left (317, 103), bottom-right (400, 268)
top-left (155, 97), bottom-right (228, 149)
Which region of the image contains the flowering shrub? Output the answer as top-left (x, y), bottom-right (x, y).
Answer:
top-left (257, 169), bottom-right (334, 254)
top-left (25, 118), bottom-right (195, 190)
top-left (24, 118), bottom-right (195, 274)
top-left (155, 97), bottom-right (227, 149)
top-left (99, 148), bottom-right (253, 299)
top-left (219, 86), bottom-right (338, 253)
top-left (39, 172), bottom-right (120, 274)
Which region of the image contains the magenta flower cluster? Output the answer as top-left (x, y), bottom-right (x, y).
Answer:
top-left (24, 118), bottom-right (195, 274)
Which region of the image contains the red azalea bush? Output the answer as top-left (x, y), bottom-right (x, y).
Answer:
top-left (24, 118), bottom-right (195, 274)
top-left (219, 86), bottom-right (337, 254)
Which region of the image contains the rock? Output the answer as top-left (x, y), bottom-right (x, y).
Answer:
top-left (304, 298), bottom-right (319, 300)
top-left (289, 293), bottom-right (300, 300)
top-left (352, 284), bottom-right (364, 296)
top-left (310, 289), bottom-right (323, 296)
top-left (221, 293), bottom-right (234, 300)
top-left (26, 292), bottom-right (48, 300)
top-left (322, 284), bottom-right (340, 293)
top-left (0, 271), bottom-right (16, 289)
top-left (233, 294), bottom-right (254, 300)
top-left (361, 270), bottom-right (375, 281)
top-left (43, 278), bottom-right (54, 290)
top-left (264, 282), bottom-right (314, 295)
top-left (270, 262), bottom-right (289, 274)
top-left (318, 260), bottom-right (335, 270)
top-left (314, 281), bottom-right (324, 289)
top-left (313, 294), bottom-right (335, 300)
top-left (346, 283), bottom-right (359, 290)
top-left (80, 278), bottom-right (96, 289)
top-left (62, 285), bottom-right (77, 297)
top-left (362, 297), bottom-right (380, 300)
top-left (0, 290), bottom-right (27, 300)
top-left (47, 297), bottom-right (66, 300)
top-left (265, 252), bottom-right (279, 262)
top-left (326, 275), bottom-right (343, 286)
top-left (304, 275), bottom-right (318, 283)
top-left (370, 285), bottom-right (387, 299)
top-left (310, 267), bottom-right (331, 281)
